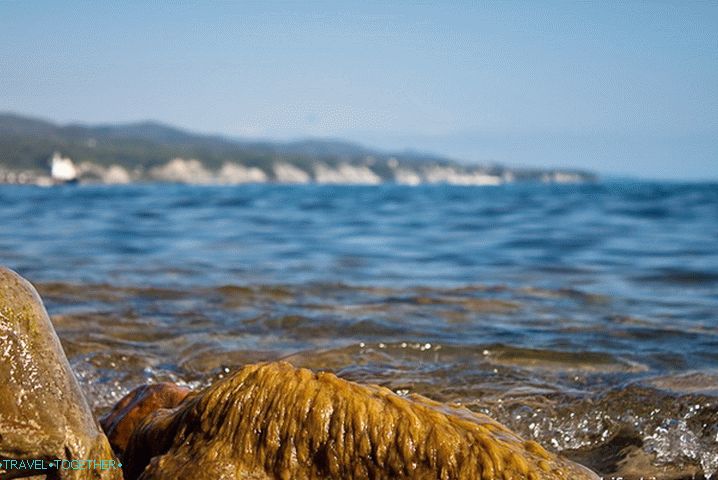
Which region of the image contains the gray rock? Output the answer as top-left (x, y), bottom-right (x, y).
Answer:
top-left (0, 267), bottom-right (121, 479)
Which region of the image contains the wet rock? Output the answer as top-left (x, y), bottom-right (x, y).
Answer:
top-left (0, 267), bottom-right (121, 479)
top-left (100, 383), bottom-right (190, 455)
top-left (123, 361), bottom-right (598, 480)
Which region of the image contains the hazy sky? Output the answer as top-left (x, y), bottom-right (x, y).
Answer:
top-left (1, 1), bottom-right (716, 179)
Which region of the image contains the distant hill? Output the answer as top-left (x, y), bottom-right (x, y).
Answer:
top-left (0, 112), bottom-right (596, 185)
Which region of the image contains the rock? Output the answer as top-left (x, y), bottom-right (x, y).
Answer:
top-left (0, 267), bottom-right (121, 479)
top-left (123, 361), bottom-right (599, 480)
top-left (100, 383), bottom-right (190, 455)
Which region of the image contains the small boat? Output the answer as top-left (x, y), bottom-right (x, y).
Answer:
top-left (50, 152), bottom-right (78, 184)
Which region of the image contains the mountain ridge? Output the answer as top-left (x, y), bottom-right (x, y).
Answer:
top-left (0, 112), bottom-right (412, 165)
top-left (0, 112), bottom-right (595, 185)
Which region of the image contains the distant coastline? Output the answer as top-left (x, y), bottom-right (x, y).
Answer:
top-left (0, 112), bottom-right (596, 186)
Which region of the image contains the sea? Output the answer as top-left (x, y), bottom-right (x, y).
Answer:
top-left (1, 181), bottom-right (717, 479)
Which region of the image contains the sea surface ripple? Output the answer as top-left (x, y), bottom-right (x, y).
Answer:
top-left (1, 181), bottom-right (717, 478)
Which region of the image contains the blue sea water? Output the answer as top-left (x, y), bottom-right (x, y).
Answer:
top-left (1, 181), bottom-right (717, 477)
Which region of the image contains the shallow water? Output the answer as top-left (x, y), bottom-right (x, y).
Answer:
top-left (1, 182), bottom-right (717, 478)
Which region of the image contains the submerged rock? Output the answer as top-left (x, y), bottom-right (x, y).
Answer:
top-left (122, 362), bottom-right (598, 480)
top-left (0, 267), bottom-right (121, 479)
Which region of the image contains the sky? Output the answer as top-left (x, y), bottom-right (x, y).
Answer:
top-left (1, 1), bottom-right (716, 180)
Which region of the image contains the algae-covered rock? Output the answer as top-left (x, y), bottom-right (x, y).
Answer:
top-left (123, 361), bottom-right (598, 480)
top-left (0, 267), bottom-right (121, 479)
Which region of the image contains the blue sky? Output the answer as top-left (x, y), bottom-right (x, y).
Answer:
top-left (1, 1), bottom-right (716, 179)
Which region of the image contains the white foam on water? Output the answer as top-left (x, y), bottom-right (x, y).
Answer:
top-left (644, 413), bottom-right (718, 478)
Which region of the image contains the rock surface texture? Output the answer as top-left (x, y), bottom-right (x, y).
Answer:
top-left (0, 267), bottom-right (121, 480)
top-left (122, 362), bottom-right (599, 480)
top-left (100, 383), bottom-right (190, 456)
